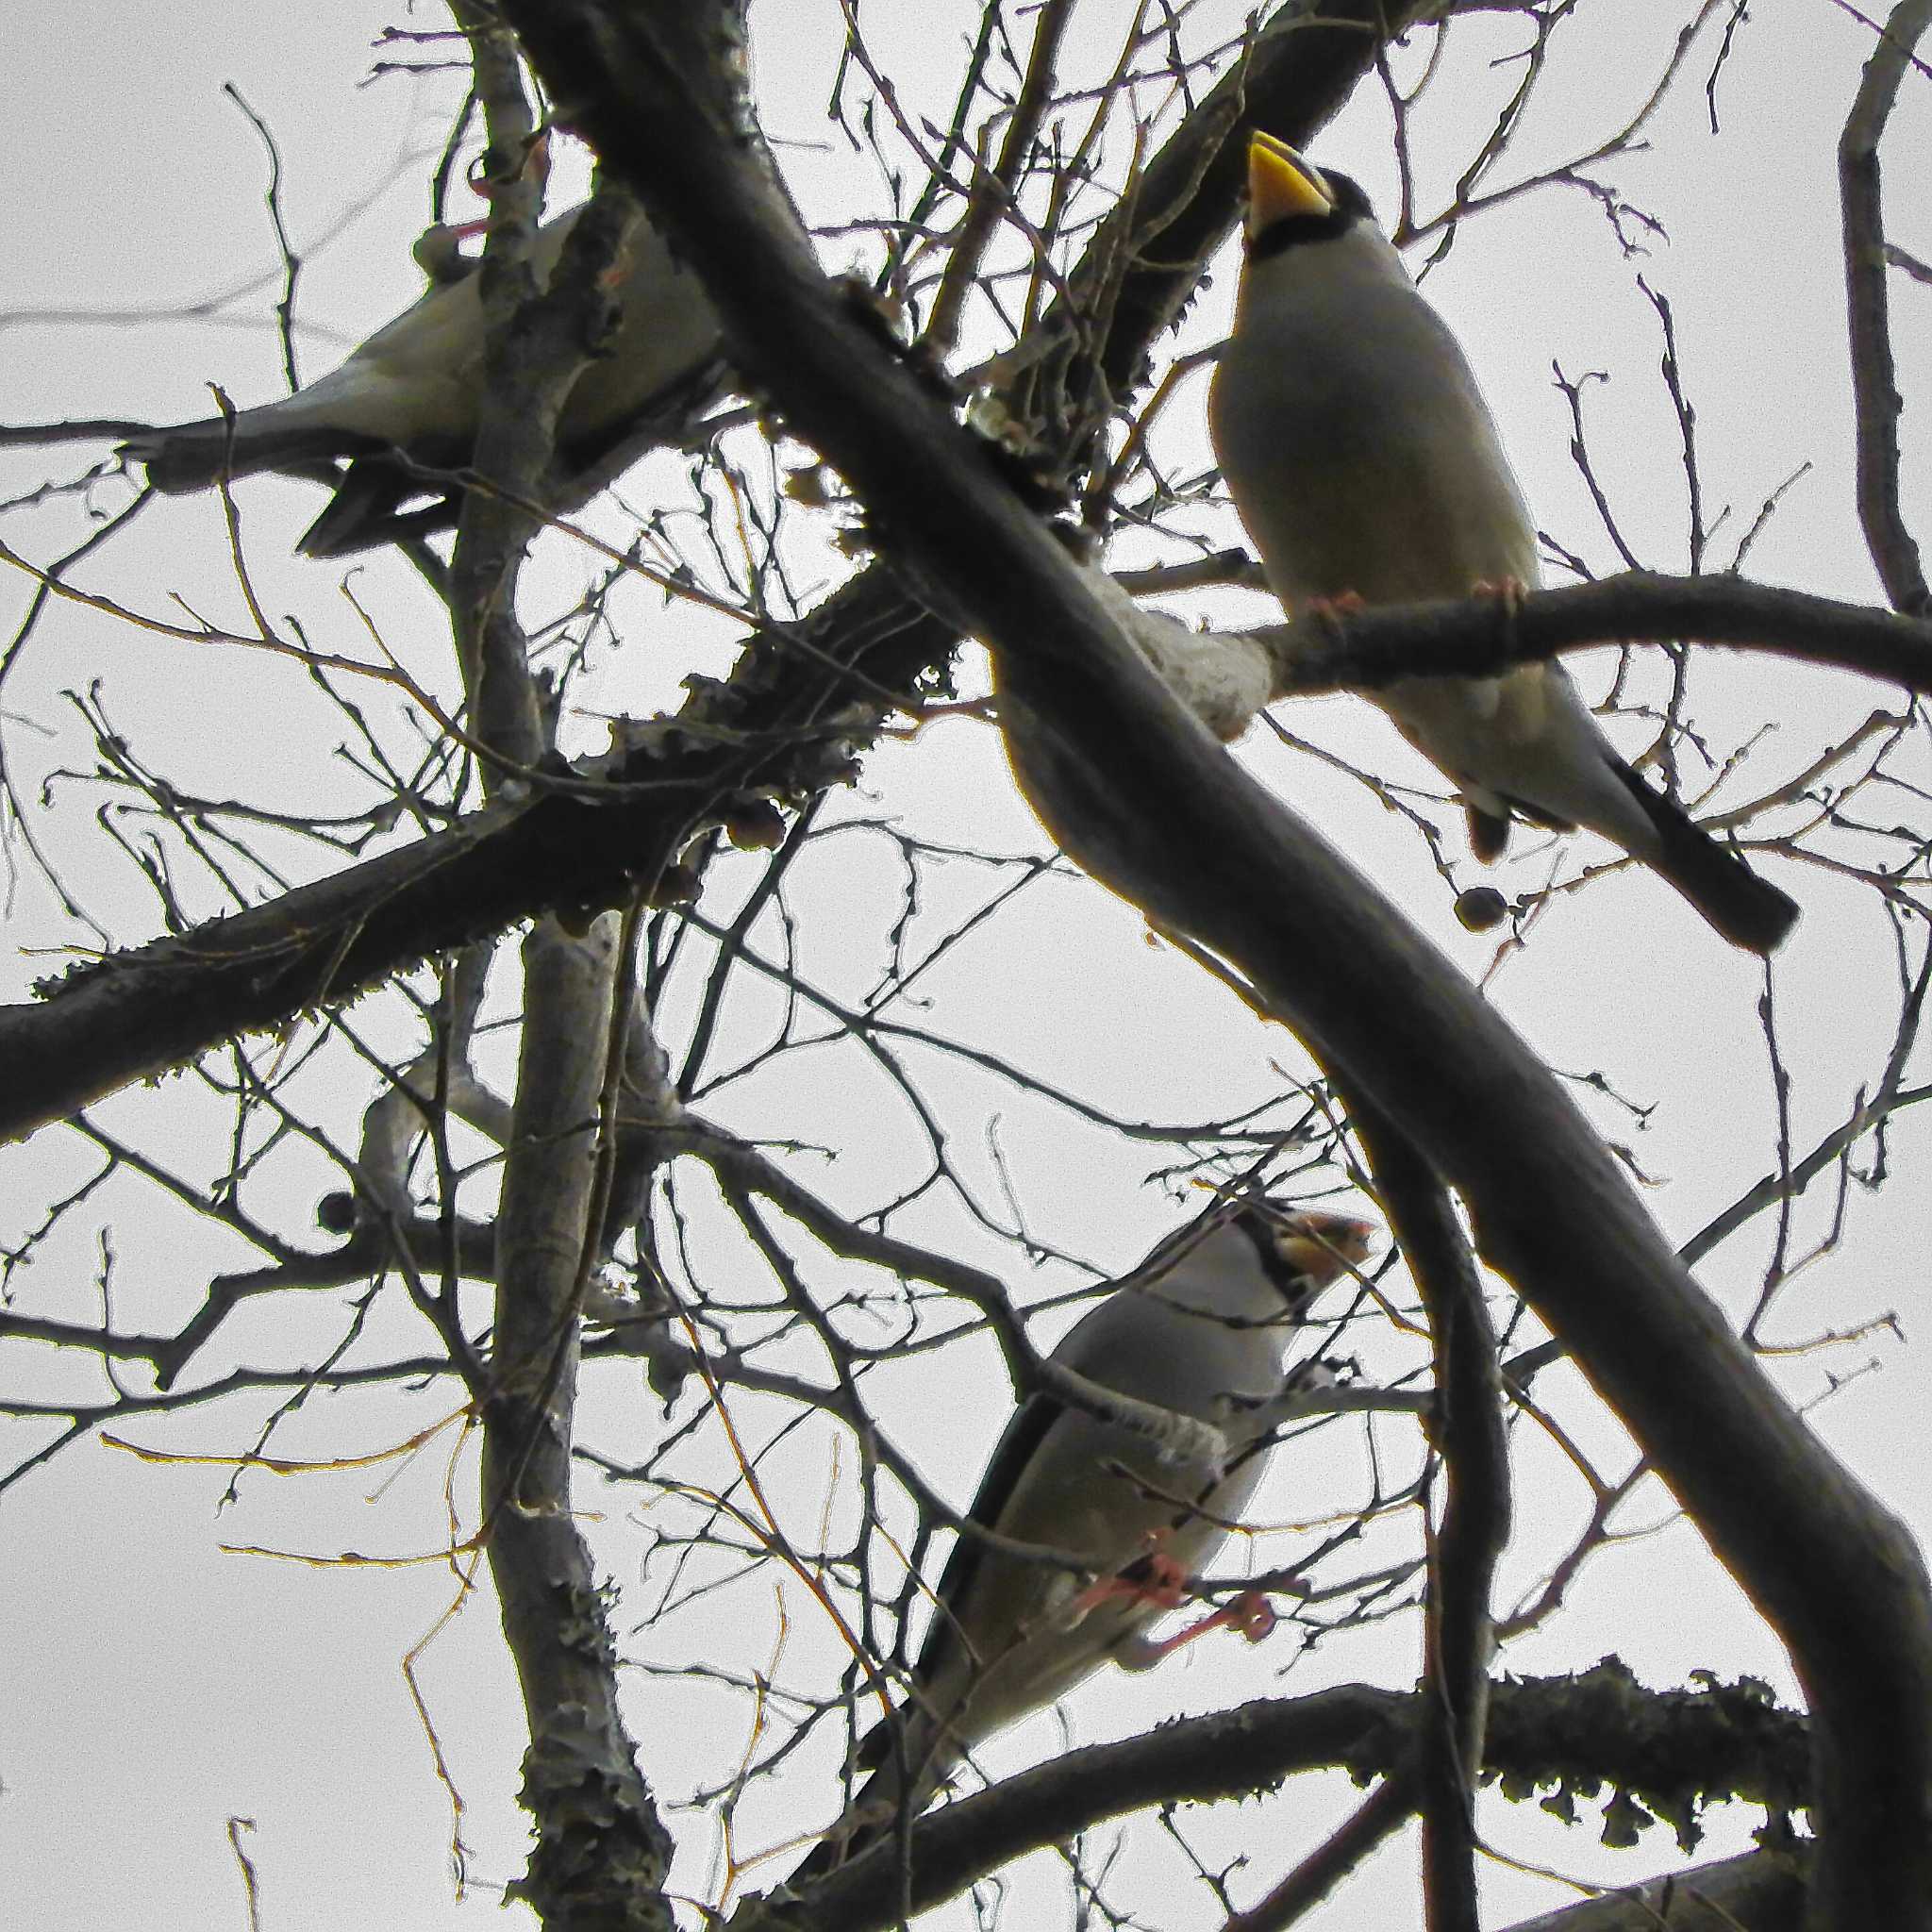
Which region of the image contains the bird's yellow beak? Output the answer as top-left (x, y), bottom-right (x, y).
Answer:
top-left (1246, 133), bottom-right (1335, 239)
top-left (1274, 1212), bottom-right (1374, 1288)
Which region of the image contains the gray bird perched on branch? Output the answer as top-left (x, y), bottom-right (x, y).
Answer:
top-left (122, 198), bottom-right (726, 557)
top-left (792, 1199), bottom-right (1373, 1880)
top-left (1209, 133), bottom-right (1797, 955)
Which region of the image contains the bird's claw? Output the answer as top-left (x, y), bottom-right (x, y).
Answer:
top-left (1224, 1589), bottom-right (1278, 1642)
top-left (1305, 591), bottom-right (1367, 643)
top-left (1074, 1522), bottom-right (1281, 1656)
top-left (1471, 575), bottom-right (1526, 624)
top-left (1135, 1589), bottom-right (1279, 1663)
top-left (1066, 1541), bottom-right (1191, 1626)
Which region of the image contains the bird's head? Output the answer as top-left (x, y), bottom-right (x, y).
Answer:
top-left (1233, 1201), bottom-right (1375, 1314)
top-left (1241, 132), bottom-right (1379, 259)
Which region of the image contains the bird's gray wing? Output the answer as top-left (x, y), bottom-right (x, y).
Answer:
top-left (902, 1388), bottom-right (1065, 1704)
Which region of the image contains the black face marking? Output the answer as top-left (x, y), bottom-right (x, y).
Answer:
top-left (1247, 163), bottom-right (1379, 263)
top-left (1319, 168), bottom-right (1376, 221)
top-left (1230, 1207), bottom-right (1315, 1312)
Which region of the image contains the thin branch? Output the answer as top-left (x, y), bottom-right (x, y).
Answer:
top-left (923, 0), bottom-right (1075, 356)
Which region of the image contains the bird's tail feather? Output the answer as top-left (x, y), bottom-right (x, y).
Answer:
top-left (298, 457), bottom-right (456, 557)
top-left (122, 417), bottom-right (381, 493)
top-left (1614, 763), bottom-right (1798, 955)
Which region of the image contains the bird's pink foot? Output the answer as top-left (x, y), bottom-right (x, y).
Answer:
top-left (1225, 1590), bottom-right (1279, 1641)
top-left (1070, 1541), bottom-right (1191, 1623)
top-left (1138, 1589), bottom-right (1279, 1661)
top-left (1304, 590), bottom-right (1366, 631)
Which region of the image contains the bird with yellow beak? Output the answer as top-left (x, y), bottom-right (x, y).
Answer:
top-left (1209, 133), bottom-right (1796, 954)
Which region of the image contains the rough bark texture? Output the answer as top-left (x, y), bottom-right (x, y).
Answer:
top-left (485, 915), bottom-right (675, 1931)
top-left (750, 1669), bottom-right (1811, 1930)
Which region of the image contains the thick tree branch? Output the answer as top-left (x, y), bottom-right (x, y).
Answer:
top-left (1839, 0), bottom-right (1932, 616)
top-left (482, 913), bottom-right (675, 1928)
top-left (757, 1668), bottom-right (1809, 1930)
top-left (0, 562), bottom-right (922, 1144)
top-left (4, 559), bottom-right (1923, 1149)
top-left (450, 60), bottom-right (689, 1871)
top-left (1261, 570), bottom-right (1932, 697)
top-left (491, 8), bottom-right (1932, 1924)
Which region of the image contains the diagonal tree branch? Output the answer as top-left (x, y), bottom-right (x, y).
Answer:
top-left (5, 558), bottom-right (1926, 1148)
